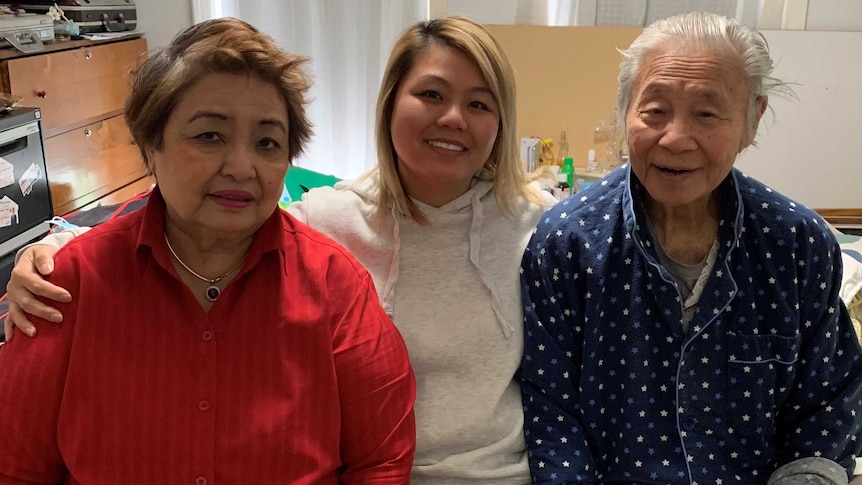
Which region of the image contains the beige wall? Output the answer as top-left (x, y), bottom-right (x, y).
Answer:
top-left (486, 25), bottom-right (642, 168)
top-left (487, 25), bottom-right (862, 208)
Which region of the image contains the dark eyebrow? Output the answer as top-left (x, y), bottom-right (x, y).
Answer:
top-left (187, 111), bottom-right (228, 123)
top-left (187, 111), bottom-right (287, 132)
top-left (415, 74), bottom-right (495, 97)
top-left (259, 119), bottom-right (287, 133)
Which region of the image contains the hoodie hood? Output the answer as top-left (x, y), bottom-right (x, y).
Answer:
top-left (336, 170), bottom-right (493, 213)
top-left (337, 171), bottom-right (517, 338)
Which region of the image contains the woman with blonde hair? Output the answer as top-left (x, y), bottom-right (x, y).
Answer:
top-left (5, 15), bottom-right (554, 484)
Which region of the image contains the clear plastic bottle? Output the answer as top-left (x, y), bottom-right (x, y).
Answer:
top-left (574, 178), bottom-right (585, 193)
top-left (585, 149), bottom-right (598, 173)
top-left (557, 130), bottom-right (569, 168)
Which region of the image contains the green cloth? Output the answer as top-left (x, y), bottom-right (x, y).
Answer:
top-left (279, 166), bottom-right (341, 208)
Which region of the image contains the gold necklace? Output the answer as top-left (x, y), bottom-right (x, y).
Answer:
top-left (164, 235), bottom-right (245, 302)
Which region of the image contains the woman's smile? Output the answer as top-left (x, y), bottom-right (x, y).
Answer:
top-left (426, 139), bottom-right (466, 153)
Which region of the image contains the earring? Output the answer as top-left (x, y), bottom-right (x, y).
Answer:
top-left (482, 162), bottom-right (497, 178)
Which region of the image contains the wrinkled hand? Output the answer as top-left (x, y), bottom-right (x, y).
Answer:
top-left (3, 244), bottom-right (71, 342)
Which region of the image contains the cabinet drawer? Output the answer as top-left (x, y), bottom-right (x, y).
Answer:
top-left (5, 37), bottom-right (147, 135)
top-left (44, 114), bottom-right (148, 215)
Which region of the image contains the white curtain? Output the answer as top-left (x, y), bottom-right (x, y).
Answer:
top-left (190, 0), bottom-right (238, 23)
top-left (190, 0), bottom-right (428, 178)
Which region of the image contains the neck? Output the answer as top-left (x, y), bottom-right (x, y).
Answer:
top-left (164, 223), bottom-right (252, 281)
top-left (645, 193), bottom-right (719, 264)
top-left (398, 170), bottom-right (474, 208)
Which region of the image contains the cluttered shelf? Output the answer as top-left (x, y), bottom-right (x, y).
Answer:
top-left (0, 32), bottom-right (143, 61)
top-left (0, 1), bottom-right (146, 216)
top-left (0, 34), bottom-right (148, 216)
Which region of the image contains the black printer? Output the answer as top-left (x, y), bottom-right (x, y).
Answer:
top-left (17, 0), bottom-right (137, 34)
top-left (0, 107), bottom-right (53, 326)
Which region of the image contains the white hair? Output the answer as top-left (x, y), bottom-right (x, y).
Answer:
top-left (617, 11), bottom-right (793, 142)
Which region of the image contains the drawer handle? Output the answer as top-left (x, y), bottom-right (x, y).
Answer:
top-left (36, 90), bottom-right (47, 98)
top-left (84, 129), bottom-right (93, 138)
top-left (85, 50), bottom-right (92, 60)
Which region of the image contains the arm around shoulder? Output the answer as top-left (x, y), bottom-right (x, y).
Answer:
top-left (14, 227), bottom-right (92, 264)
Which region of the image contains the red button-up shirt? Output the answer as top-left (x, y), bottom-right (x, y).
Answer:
top-left (0, 191), bottom-right (416, 484)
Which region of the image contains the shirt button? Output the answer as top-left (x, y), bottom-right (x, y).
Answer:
top-left (195, 476), bottom-right (207, 485)
top-left (683, 417), bottom-right (697, 431)
top-left (202, 330), bottom-right (213, 341)
top-left (198, 400), bottom-right (210, 411)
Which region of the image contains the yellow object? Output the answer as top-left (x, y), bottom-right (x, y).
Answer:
top-left (537, 137), bottom-right (555, 166)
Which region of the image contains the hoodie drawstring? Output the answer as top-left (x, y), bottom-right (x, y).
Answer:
top-left (468, 190), bottom-right (517, 338)
top-left (380, 205), bottom-right (401, 319)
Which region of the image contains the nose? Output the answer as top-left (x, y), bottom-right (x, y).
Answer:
top-left (657, 114), bottom-right (698, 153)
top-left (437, 103), bottom-right (467, 131)
top-left (220, 141), bottom-right (256, 181)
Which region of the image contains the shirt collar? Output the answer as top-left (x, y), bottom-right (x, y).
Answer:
top-left (135, 188), bottom-right (287, 277)
top-left (621, 166), bottom-right (744, 259)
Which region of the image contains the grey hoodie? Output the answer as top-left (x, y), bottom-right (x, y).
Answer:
top-left (290, 172), bottom-right (551, 484)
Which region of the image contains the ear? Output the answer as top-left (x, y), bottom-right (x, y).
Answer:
top-left (748, 95), bottom-right (769, 139)
top-left (753, 95), bottom-right (768, 127)
top-left (144, 147), bottom-right (157, 180)
top-left (742, 95), bottom-right (768, 150)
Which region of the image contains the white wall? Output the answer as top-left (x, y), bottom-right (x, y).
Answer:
top-left (136, 0), bottom-right (194, 51)
top-left (437, 0), bottom-right (862, 31)
top-left (806, 0), bottom-right (862, 31)
top-left (735, 30), bottom-right (862, 208)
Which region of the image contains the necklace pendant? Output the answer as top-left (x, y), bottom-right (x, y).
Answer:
top-left (205, 285), bottom-right (221, 302)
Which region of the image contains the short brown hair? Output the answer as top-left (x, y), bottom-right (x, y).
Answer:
top-left (125, 18), bottom-right (313, 164)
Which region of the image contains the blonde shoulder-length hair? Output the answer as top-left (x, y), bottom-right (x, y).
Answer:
top-left (372, 15), bottom-right (547, 224)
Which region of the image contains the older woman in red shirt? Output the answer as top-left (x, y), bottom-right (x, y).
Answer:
top-left (0, 18), bottom-right (415, 484)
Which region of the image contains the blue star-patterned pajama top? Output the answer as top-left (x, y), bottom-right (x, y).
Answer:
top-left (518, 166), bottom-right (862, 484)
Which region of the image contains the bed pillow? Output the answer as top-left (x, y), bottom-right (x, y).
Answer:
top-left (839, 234), bottom-right (862, 344)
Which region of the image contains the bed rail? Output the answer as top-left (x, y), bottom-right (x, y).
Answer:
top-left (816, 208), bottom-right (862, 235)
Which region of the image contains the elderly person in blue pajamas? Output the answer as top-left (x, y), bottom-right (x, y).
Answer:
top-left (518, 11), bottom-right (862, 485)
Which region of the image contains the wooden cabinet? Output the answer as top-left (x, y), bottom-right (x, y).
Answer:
top-left (0, 36), bottom-right (150, 215)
